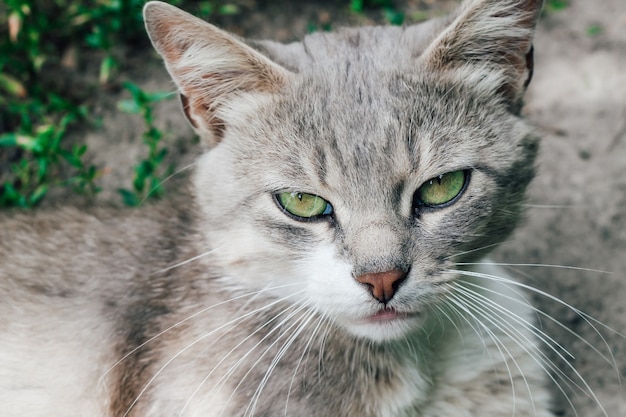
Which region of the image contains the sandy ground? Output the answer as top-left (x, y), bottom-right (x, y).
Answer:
top-left (495, 1), bottom-right (626, 415)
top-left (62, 0), bottom-right (626, 415)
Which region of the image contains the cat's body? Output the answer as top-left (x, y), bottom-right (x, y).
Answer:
top-left (0, 0), bottom-right (595, 415)
top-left (0, 198), bottom-right (551, 417)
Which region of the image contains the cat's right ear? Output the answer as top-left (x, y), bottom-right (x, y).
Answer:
top-left (420, 0), bottom-right (543, 112)
top-left (143, 1), bottom-right (292, 144)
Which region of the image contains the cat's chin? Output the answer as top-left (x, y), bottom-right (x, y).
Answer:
top-left (342, 308), bottom-right (423, 342)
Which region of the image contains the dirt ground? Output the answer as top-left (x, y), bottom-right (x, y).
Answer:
top-left (70, 0), bottom-right (626, 415)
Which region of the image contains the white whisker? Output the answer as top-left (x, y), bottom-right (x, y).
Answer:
top-left (102, 283), bottom-right (305, 384)
top-left (151, 249), bottom-right (219, 276)
top-left (458, 277), bottom-right (615, 366)
top-left (179, 296), bottom-right (307, 416)
top-left (445, 292), bottom-right (524, 416)
top-left (284, 313), bottom-right (327, 417)
top-left (448, 283), bottom-right (584, 417)
top-left (452, 283), bottom-right (581, 387)
top-left (450, 269), bottom-right (612, 417)
top-left (139, 162), bottom-right (197, 206)
top-left (523, 204), bottom-right (580, 209)
top-left (246, 308), bottom-right (318, 417)
top-left (123, 290), bottom-right (305, 417)
top-left (444, 241), bottom-right (512, 260)
top-left (213, 300), bottom-right (312, 417)
top-left (449, 268), bottom-right (625, 338)
top-left (455, 261), bottom-right (611, 275)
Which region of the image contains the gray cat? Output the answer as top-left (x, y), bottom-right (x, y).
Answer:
top-left (0, 0), bottom-right (614, 415)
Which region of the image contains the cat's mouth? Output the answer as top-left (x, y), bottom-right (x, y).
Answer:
top-left (367, 307), bottom-right (417, 323)
top-left (344, 307), bottom-right (424, 340)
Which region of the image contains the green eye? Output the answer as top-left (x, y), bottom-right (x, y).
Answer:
top-left (276, 192), bottom-right (333, 219)
top-left (415, 170), bottom-right (468, 207)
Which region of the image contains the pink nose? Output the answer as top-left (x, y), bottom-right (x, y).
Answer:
top-left (355, 270), bottom-right (408, 304)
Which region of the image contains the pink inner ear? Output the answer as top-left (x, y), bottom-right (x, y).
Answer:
top-left (145, 1), bottom-right (293, 144)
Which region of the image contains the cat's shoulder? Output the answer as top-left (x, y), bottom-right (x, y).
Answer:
top-left (0, 189), bottom-right (200, 294)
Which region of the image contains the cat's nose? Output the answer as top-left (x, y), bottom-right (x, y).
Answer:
top-left (356, 269), bottom-right (408, 304)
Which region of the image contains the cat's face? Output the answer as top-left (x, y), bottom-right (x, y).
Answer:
top-left (194, 69), bottom-right (537, 342)
top-left (145, 0), bottom-right (541, 342)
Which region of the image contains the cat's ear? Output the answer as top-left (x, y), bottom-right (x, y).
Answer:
top-left (421, 0), bottom-right (543, 112)
top-left (143, 1), bottom-right (292, 144)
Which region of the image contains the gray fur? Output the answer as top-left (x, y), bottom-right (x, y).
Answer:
top-left (1, 0), bottom-right (607, 416)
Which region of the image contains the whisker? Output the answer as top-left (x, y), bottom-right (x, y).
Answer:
top-left (214, 302), bottom-right (312, 417)
top-left (151, 248), bottom-right (219, 276)
top-left (444, 241), bottom-right (512, 260)
top-left (448, 284), bottom-right (583, 417)
top-left (317, 317), bottom-right (334, 384)
top-left (450, 268), bottom-right (625, 338)
top-left (102, 282), bottom-right (305, 382)
top-left (458, 277), bottom-right (615, 366)
top-left (452, 283), bottom-right (582, 387)
top-left (179, 296), bottom-right (307, 416)
top-left (455, 261), bottom-right (612, 275)
top-left (523, 204), bottom-right (580, 209)
top-left (431, 303), bottom-right (467, 347)
top-left (139, 162), bottom-right (197, 206)
top-left (284, 313), bottom-right (327, 417)
top-left (445, 292), bottom-right (524, 416)
top-left (246, 308), bottom-right (318, 417)
top-left (123, 290), bottom-right (306, 417)
top-left (450, 270), bottom-right (613, 417)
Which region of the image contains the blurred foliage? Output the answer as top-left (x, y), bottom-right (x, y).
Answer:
top-left (0, 0), bottom-right (238, 207)
top-left (117, 81), bottom-right (174, 206)
top-left (542, 0), bottom-right (569, 15)
top-left (586, 24), bottom-right (603, 37)
top-left (351, 0), bottom-right (405, 25)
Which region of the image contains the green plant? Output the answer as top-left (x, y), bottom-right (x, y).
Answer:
top-left (0, 106), bottom-right (100, 207)
top-left (542, 0), bottom-right (569, 15)
top-left (117, 81), bottom-right (175, 207)
top-left (586, 24), bottom-right (603, 37)
top-left (0, 0), bottom-right (147, 207)
top-left (350, 0), bottom-right (404, 25)
top-left (0, 0), bottom-right (240, 208)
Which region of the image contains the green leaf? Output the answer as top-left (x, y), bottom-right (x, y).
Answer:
top-left (587, 24), bottom-right (603, 37)
top-left (217, 4), bottom-right (240, 15)
top-left (0, 73), bottom-right (27, 97)
top-left (1, 183), bottom-right (25, 207)
top-left (117, 99), bottom-right (142, 114)
top-left (146, 90), bottom-right (174, 103)
top-left (99, 55), bottom-right (116, 84)
top-left (61, 149), bottom-right (83, 169)
top-left (118, 188), bottom-right (139, 207)
top-left (121, 81), bottom-right (145, 102)
top-left (384, 9), bottom-right (404, 26)
top-left (351, 0), bottom-right (364, 12)
top-left (12, 134), bottom-right (39, 152)
top-left (0, 133), bottom-right (18, 147)
top-left (28, 184), bottom-right (48, 205)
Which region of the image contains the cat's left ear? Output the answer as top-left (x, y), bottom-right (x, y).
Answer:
top-left (143, 1), bottom-right (293, 144)
top-left (421, 0), bottom-right (543, 112)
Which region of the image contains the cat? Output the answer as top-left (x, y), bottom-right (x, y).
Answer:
top-left (0, 0), bottom-right (612, 415)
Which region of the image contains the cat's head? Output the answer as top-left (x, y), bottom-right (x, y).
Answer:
top-left (144, 0), bottom-right (542, 342)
